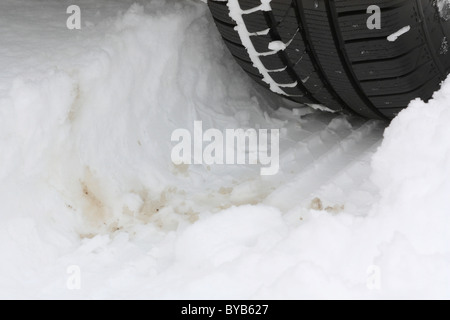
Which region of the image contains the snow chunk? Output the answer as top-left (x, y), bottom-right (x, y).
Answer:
top-left (437, 0), bottom-right (450, 20)
top-left (387, 26), bottom-right (410, 42)
top-left (268, 41), bottom-right (286, 52)
top-left (441, 37), bottom-right (449, 55)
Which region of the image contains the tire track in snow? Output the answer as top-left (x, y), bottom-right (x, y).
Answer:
top-left (263, 117), bottom-right (385, 212)
top-left (304, 136), bottom-right (384, 215)
top-left (167, 110), bottom-right (386, 219)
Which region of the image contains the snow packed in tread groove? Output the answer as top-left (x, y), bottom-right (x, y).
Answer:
top-left (0, 0), bottom-right (449, 299)
top-left (438, 0), bottom-right (450, 20)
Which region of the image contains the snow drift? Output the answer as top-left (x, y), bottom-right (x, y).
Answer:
top-left (0, 0), bottom-right (448, 299)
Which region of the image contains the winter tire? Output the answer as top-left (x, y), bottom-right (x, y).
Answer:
top-left (208, 0), bottom-right (450, 119)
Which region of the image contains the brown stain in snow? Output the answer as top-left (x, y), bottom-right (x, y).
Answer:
top-left (310, 197), bottom-right (344, 214)
top-left (79, 168), bottom-right (109, 235)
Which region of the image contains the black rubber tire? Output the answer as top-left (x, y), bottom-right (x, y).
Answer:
top-left (208, 0), bottom-right (450, 119)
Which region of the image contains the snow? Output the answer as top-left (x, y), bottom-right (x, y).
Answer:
top-left (441, 37), bottom-right (449, 55)
top-left (0, 0), bottom-right (449, 299)
top-left (268, 41), bottom-right (286, 52)
top-left (437, 0), bottom-right (450, 20)
top-left (387, 26), bottom-right (410, 42)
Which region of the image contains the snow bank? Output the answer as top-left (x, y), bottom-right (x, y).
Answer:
top-left (0, 0), bottom-right (282, 236)
top-left (0, 0), bottom-right (290, 298)
top-left (370, 78), bottom-right (450, 297)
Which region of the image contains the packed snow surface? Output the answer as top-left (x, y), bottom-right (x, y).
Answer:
top-left (0, 0), bottom-right (449, 299)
